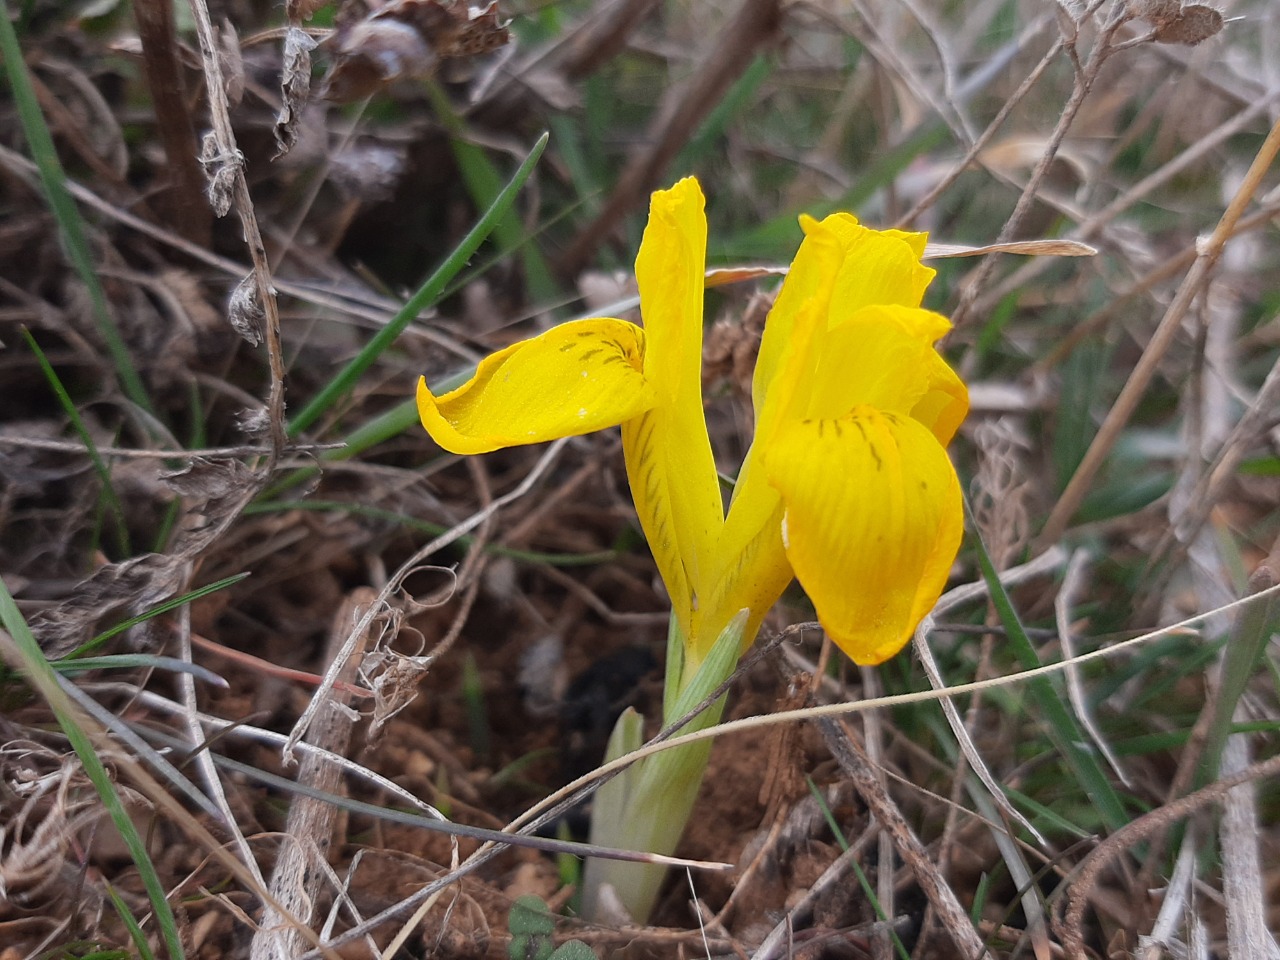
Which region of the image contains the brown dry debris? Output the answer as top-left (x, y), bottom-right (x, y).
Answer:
top-left (2, 0), bottom-right (1279, 958)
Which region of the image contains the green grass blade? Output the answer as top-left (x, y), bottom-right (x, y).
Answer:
top-left (67, 573), bottom-right (251, 657)
top-left (51, 654), bottom-right (227, 686)
top-left (1197, 580), bottom-right (1278, 786)
top-left (104, 879), bottom-right (159, 960)
top-left (22, 329), bottom-right (130, 556)
top-left (0, 576), bottom-right (186, 960)
top-left (968, 516), bottom-right (1130, 832)
top-left (0, 2), bottom-right (153, 414)
top-left (286, 131), bottom-right (550, 437)
top-left (428, 83), bottom-right (559, 305)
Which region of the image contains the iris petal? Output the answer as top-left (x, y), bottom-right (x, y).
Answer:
top-left (807, 305), bottom-right (966, 425)
top-left (624, 178), bottom-right (724, 636)
top-left (417, 318), bottom-right (654, 455)
top-left (764, 405), bottom-right (963, 665)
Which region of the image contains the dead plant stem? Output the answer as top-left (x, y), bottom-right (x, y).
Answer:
top-left (1037, 112), bottom-right (1280, 546)
top-left (1057, 753), bottom-right (1280, 959)
top-left (184, 0), bottom-right (288, 456)
top-left (952, 1), bottom-right (1127, 328)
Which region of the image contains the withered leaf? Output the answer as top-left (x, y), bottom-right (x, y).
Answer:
top-left (227, 272), bottom-right (264, 345)
top-left (199, 131), bottom-right (238, 217)
top-left (275, 26), bottom-right (319, 157)
top-left (29, 459), bottom-right (263, 657)
top-left (320, 0), bottom-right (509, 102)
top-left (1128, 0), bottom-right (1224, 45)
top-left (1152, 4), bottom-right (1223, 44)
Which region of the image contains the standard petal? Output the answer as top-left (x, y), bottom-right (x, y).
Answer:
top-left (626, 177), bottom-right (724, 614)
top-left (753, 215), bottom-right (935, 429)
top-left (764, 406), bottom-right (963, 665)
top-left (418, 318), bottom-right (655, 455)
top-left (747, 217), bottom-right (849, 419)
top-left (910, 350), bottom-right (969, 446)
top-left (805, 304), bottom-right (959, 421)
top-left (823, 214), bottom-right (935, 313)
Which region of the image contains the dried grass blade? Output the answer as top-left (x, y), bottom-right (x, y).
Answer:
top-left (0, 576), bottom-right (187, 960)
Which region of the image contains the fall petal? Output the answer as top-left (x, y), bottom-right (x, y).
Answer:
top-left (764, 406), bottom-right (963, 665)
top-left (417, 318), bottom-right (654, 455)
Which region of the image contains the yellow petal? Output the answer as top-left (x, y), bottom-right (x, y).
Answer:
top-left (910, 350), bottom-right (969, 446)
top-left (821, 214), bottom-right (935, 313)
top-left (693, 452), bottom-right (792, 661)
top-left (805, 304), bottom-right (962, 422)
top-left (764, 405), bottom-right (963, 665)
top-left (417, 318), bottom-right (655, 455)
top-left (624, 178), bottom-right (724, 628)
top-left (751, 217), bottom-right (844, 422)
top-left (752, 215), bottom-right (935, 430)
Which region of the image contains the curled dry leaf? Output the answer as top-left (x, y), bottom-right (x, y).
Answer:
top-left (275, 26), bottom-right (319, 157)
top-left (199, 131), bottom-right (238, 217)
top-left (701, 238), bottom-right (1095, 290)
top-left (28, 459), bottom-right (261, 657)
top-left (320, 0), bottom-right (509, 102)
top-left (922, 239), bottom-right (1099, 258)
top-left (227, 272), bottom-right (264, 345)
top-left (1128, 0), bottom-right (1225, 45)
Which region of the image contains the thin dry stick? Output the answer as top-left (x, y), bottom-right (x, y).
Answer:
top-left (1147, 341), bottom-right (1280, 570)
top-left (1055, 549), bottom-right (1128, 785)
top-left (173, 562), bottom-right (267, 887)
top-left (896, 27), bottom-right (1061, 228)
top-left (1056, 753), bottom-right (1280, 960)
top-left (913, 618), bottom-right (1046, 844)
top-left (184, 0), bottom-right (288, 456)
top-left (814, 716), bottom-right (993, 960)
top-left (132, 0), bottom-right (211, 244)
top-left (1032, 201), bottom-right (1280, 374)
top-left (970, 86), bottom-right (1280, 324)
top-left (1037, 112), bottom-right (1280, 546)
top-left (1218, 734), bottom-right (1279, 960)
top-left (749, 823), bottom-right (880, 960)
top-left (950, 1), bottom-right (1127, 329)
top-left (252, 589), bottom-right (376, 960)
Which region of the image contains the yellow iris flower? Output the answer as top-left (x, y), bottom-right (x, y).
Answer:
top-left (417, 177), bottom-right (967, 671)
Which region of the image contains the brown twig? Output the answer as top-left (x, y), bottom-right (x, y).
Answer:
top-left (132, 0), bottom-right (212, 245)
top-left (251, 589), bottom-right (376, 960)
top-left (951, 0), bottom-right (1128, 330)
top-left (814, 716), bottom-right (994, 960)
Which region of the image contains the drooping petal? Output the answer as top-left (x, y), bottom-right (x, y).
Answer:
top-left (763, 405), bottom-right (963, 665)
top-left (624, 178), bottom-right (724, 631)
top-left (418, 318), bottom-right (655, 455)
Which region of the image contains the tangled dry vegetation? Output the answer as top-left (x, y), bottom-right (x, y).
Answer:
top-left (1, 0), bottom-right (1278, 958)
